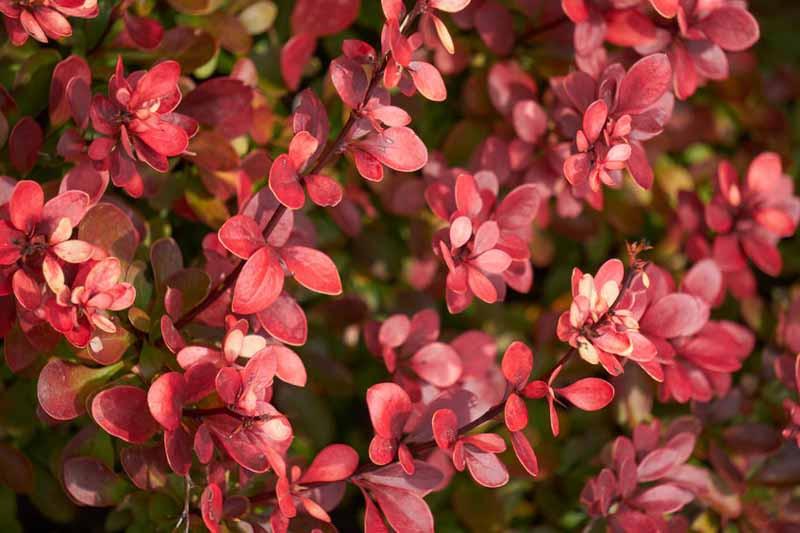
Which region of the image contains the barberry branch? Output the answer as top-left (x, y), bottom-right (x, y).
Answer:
top-left (172, 3), bottom-right (425, 330)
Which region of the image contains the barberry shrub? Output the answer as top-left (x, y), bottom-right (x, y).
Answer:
top-left (0, 0), bottom-right (798, 531)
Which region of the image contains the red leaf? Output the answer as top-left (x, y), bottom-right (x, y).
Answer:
top-left (331, 56), bottom-right (368, 108)
top-left (464, 446), bottom-right (509, 488)
top-left (366, 382), bottom-right (412, 439)
top-left (0, 442), bottom-right (34, 494)
top-left (357, 462), bottom-right (443, 496)
top-left (194, 424), bottom-right (214, 464)
top-left (91, 386), bottom-right (159, 443)
top-left (555, 378), bottom-right (615, 411)
top-left (371, 486), bottom-right (435, 533)
top-left (204, 414), bottom-right (293, 473)
top-left (698, 5), bottom-right (759, 52)
top-left (299, 444), bottom-right (359, 484)
top-left (201, 483), bottom-right (224, 533)
top-left (257, 292), bottom-right (308, 346)
top-left (291, 0), bottom-right (361, 37)
top-left (616, 54), bottom-right (672, 115)
top-left (501, 341), bottom-right (533, 389)
top-left (9, 180), bottom-right (43, 233)
top-left (9, 117), bottom-right (43, 173)
top-left (63, 457), bottom-right (126, 507)
top-left (510, 430), bottom-right (539, 477)
top-left (431, 408), bottom-right (458, 450)
top-left (306, 173), bottom-right (343, 207)
top-left (474, 0), bottom-right (515, 56)
top-left (120, 445), bottom-right (170, 491)
top-left (164, 425), bottom-right (193, 476)
top-left (147, 372), bottom-right (185, 431)
top-left (628, 483), bottom-right (694, 514)
top-left (269, 154), bottom-right (305, 209)
top-left (281, 33), bottom-right (316, 91)
top-left (504, 392), bottom-right (528, 432)
top-left (50, 55), bottom-right (92, 127)
top-left (408, 61), bottom-right (447, 101)
top-left (232, 246), bottom-right (284, 314)
top-left (281, 245), bottom-right (342, 295)
top-left (218, 215), bottom-right (266, 259)
top-left (641, 293), bottom-right (709, 339)
top-left (37, 359), bottom-right (121, 420)
top-left (680, 258), bottom-right (722, 305)
top-left (355, 127), bottom-right (428, 173)
top-left (636, 434), bottom-right (694, 482)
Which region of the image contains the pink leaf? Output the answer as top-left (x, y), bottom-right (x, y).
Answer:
top-left (512, 100), bottom-right (547, 144)
top-left (555, 378), bottom-right (615, 411)
top-left (680, 259), bottom-right (722, 305)
top-left (371, 486), bottom-right (435, 533)
top-left (379, 314), bottom-right (411, 348)
top-left (410, 342), bottom-right (463, 387)
top-left (366, 382), bottom-right (412, 439)
top-left (628, 483), bottom-right (694, 514)
top-left (274, 345), bottom-right (307, 387)
top-left (464, 446), bottom-right (509, 488)
top-left (356, 127), bottom-right (428, 173)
